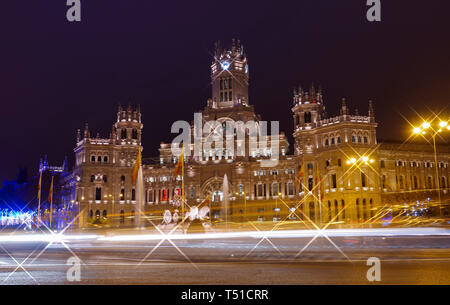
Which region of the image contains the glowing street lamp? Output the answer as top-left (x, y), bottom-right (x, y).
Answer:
top-left (411, 118), bottom-right (449, 216)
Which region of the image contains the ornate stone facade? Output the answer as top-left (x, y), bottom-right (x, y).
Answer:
top-left (60, 41), bottom-right (450, 228)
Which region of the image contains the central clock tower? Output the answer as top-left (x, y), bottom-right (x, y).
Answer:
top-left (210, 39), bottom-right (249, 109)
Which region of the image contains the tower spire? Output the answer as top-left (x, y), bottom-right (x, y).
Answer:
top-left (76, 128), bottom-right (81, 143)
top-left (84, 123), bottom-right (89, 139)
top-left (340, 98), bottom-right (349, 116)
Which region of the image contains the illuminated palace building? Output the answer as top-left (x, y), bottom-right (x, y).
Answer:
top-left (60, 41), bottom-right (450, 228)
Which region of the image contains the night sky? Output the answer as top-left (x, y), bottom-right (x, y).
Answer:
top-left (1, 0), bottom-right (449, 182)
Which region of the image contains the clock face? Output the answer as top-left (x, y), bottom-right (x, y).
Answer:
top-left (221, 60), bottom-right (230, 71)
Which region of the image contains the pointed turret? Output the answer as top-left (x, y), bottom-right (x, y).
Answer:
top-left (368, 100), bottom-right (375, 122)
top-left (340, 98), bottom-right (349, 116)
top-left (310, 83), bottom-right (316, 100)
top-left (76, 129), bottom-right (81, 143)
top-left (84, 123), bottom-right (90, 139)
top-left (211, 40), bottom-right (249, 108)
top-left (63, 156), bottom-right (68, 172)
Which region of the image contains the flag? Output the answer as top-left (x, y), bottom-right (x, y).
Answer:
top-left (48, 176), bottom-right (54, 203)
top-left (203, 194), bottom-right (211, 206)
top-left (174, 151), bottom-right (183, 177)
top-left (314, 165), bottom-right (318, 185)
top-left (37, 171), bottom-right (42, 203)
top-left (296, 163), bottom-right (304, 187)
top-left (132, 147), bottom-right (142, 184)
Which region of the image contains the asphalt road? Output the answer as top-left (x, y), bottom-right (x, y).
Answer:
top-left (0, 233), bottom-right (449, 284)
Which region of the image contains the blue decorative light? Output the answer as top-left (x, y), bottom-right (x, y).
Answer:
top-left (221, 60), bottom-right (231, 71)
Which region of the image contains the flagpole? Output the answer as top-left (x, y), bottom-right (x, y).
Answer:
top-left (50, 176), bottom-right (54, 228)
top-left (138, 169), bottom-right (141, 229)
top-left (316, 161), bottom-right (322, 225)
top-left (181, 146), bottom-right (185, 234)
top-left (138, 148), bottom-right (142, 229)
top-left (37, 170), bottom-right (42, 226)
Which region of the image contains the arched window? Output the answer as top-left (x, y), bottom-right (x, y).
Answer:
top-left (103, 175), bottom-right (107, 183)
top-left (132, 129), bottom-right (138, 139)
top-left (97, 156), bottom-right (102, 163)
top-left (304, 112), bottom-right (312, 123)
top-left (89, 210), bottom-right (93, 219)
top-left (132, 189), bottom-right (136, 201)
top-left (356, 199), bottom-right (360, 220)
top-left (103, 156), bottom-right (108, 163)
top-left (331, 174), bottom-right (337, 189)
top-left (327, 201), bottom-right (332, 221)
top-left (90, 175), bottom-right (95, 182)
top-left (161, 189), bottom-right (167, 202)
top-left (364, 136), bottom-right (368, 144)
top-left (102, 210), bottom-right (107, 219)
top-left (95, 188), bottom-right (102, 201)
top-left (95, 210), bottom-right (100, 220)
top-left (358, 136), bottom-right (362, 143)
top-left (352, 135), bottom-right (356, 143)
top-left (91, 155), bottom-right (96, 163)
top-left (369, 199), bottom-right (374, 217)
top-left (362, 199), bottom-right (367, 220)
top-left (120, 210), bottom-right (125, 224)
top-left (324, 138), bottom-right (329, 147)
top-left (121, 129), bottom-right (127, 139)
top-left (309, 202), bottom-right (315, 220)
top-left (361, 172), bottom-right (367, 187)
top-left (121, 175), bottom-right (125, 182)
top-left (120, 188), bottom-right (125, 201)
top-left (148, 190), bottom-right (154, 203)
top-left (334, 200), bottom-right (339, 220)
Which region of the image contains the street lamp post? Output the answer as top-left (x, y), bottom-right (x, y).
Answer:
top-left (236, 191), bottom-right (246, 222)
top-left (347, 156), bottom-right (375, 223)
top-left (413, 120), bottom-right (449, 217)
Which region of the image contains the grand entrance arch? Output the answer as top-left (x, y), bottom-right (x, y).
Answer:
top-left (200, 176), bottom-right (233, 220)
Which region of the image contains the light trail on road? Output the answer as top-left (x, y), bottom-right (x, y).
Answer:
top-left (0, 227), bottom-right (449, 243)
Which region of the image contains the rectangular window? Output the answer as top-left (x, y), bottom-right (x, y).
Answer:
top-left (308, 178), bottom-right (313, 191)
top-left (257, 184), bottom-right (263, 197)
top-left (288, 183), bottom-right (294, 196)
top-left (95, 188), bottom-right (102, 201)
top-left (272, 183), bottom-right (278, 196)
top-left (332, 174), bottom-right (337, 189)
